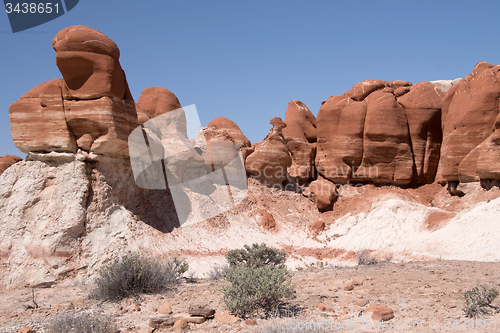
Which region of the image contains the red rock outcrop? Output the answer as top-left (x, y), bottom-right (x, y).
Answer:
top-left (398, 81), bottom-right (445, 184)
top-left (317, 80), bottom-right (415, 185)
top-left (10, 25), bottom-right (141, 157)
top-left (440, 61), bottom-right (500, 182)
top-left (207, 117), bottom-right (251, 150)
top-left (10, 78), bottom-right (78, 153)
top-left (316, 78), bottom-right (455, 186)
top-left (282, 100), bottom-right (317, 183)
top-left (245, 117), bottom-right (291, 186)
top-left (0, 155), bottom-right (22, 175)
top-left (136, 87), bottom-right (182, 124)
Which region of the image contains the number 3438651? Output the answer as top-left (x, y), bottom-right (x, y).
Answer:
top-left (5, 3), bottom-right (60, 14)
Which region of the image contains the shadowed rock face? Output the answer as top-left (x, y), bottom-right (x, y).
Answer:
top-left (440, 61), bottom-right (500, 182)
top-left (398, 81), bottom-right (445, 184)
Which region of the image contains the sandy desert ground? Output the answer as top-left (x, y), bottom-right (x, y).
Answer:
top-left (1, 260), bottom-right (499, 333)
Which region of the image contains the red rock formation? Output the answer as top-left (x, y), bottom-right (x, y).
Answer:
top-left (282, 100), bottom-right (317, 183)
top-left (440, 61), bottom-right (500, 182)
top-left (137, 87), bottom-right (182, 123)
top-left (317, 80), bottom-right (415, 186)
top-left (398, 81), bottom-right (445, 184)
top-left (10, 25), bottom-right (140, 157)
top-left (245, 117), bottom-right (291, 186)
top-left (0, 155), bottom-right (22, 175)
top-left (208, 117), bottom-right (251, 149)
top-left (10, 79), bottom-right (77, 153)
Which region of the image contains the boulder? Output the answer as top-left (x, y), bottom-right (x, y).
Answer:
top-left (282, 100), bottom-right (317, 182)
top-left (307, 177), bottom-right (337, 210)
top-left (371, 304), bottom-right (395, 321)
top-left (0, 155), bottom-right (22, 175)
top-left (440, 61), bottom-right (500, 182)
top-left (245, 117), bottom-right (292, 186)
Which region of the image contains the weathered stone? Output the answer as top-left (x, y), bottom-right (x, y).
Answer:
top-left (282, 100), bottom-right (317, 182)
top-left (188, 308), bottom-right (215, 318)
top-left (214, 311), bottom-right (241, 324)
top-left (441, 61), bottom-right (500, 182)
top-left (137, 87), bottom-right (182, 122)
top-left (9, 79), bottom-right (77, 154)
top-left (398, 81), bottom-right (445, 184)
top-left (245, 117), bottom-right (291, 186)
top-left (307, 177), bottom-right (337, 210)
top-left (0, 155), bottom-right (22, 175)
top-left (52, 25), bottom-right (125, 100)
top-left (318, 302), bottom-right (335, 312)
top-left (149, 316), bottom-right (177, 328)
top-left (354, 299), bottom-right (369, 307)
top-left (208, 117), bottom-right (251, 149)
top-left (158, 304), bottom-right (173, 314)
top-left (371, 304), bottom-right (394, 321)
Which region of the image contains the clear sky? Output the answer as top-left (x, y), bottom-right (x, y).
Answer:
top-left (1, 0), bottom-right (499, 157)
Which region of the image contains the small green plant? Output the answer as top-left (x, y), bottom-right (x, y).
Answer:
top-left (226, 243), bottom-right (286, 269)
top-left (463, 285), bottom-right (500, 318)
top-left (90, 253), bottom-right (188, 301)
top-left (223, 243), bottom-right (294, 319)
top-left (47, 312), bottom-right (116, 333)
top-left (223, 265), bottom-right (294, 318)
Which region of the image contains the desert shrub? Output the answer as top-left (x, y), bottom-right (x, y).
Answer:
top-left (47, 311), bottom-right (116, 333)
top-left (357, 249), bottom-right (378, 265)
top-left (463, 285), bottom-right (500, 318)
top-left (207, 264), bottom-right (229, 280)
top-left (90, 253), bottom-right (188, 301)
top-left (223, 265), bottom-right (294, 318)
top-left (226, 243), bottom-right (286, 269)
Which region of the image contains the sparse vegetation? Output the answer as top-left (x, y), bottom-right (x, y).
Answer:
top-left (226, 243), bottom-right (286, 269)
top-left (223, 243), bottom-right (294, 319)
top-left (47, 311), bottom-right (116, 333)
top-left (357, 249), bottom-right (392, 265)
top-left (207, 263), bottom-right (229, 280)
top-left (357, 249), bottom-right (378, 265)
top-left (463, 285), bottom-right (500, 318)
top-left (89, 253), bottom-right (188, 301)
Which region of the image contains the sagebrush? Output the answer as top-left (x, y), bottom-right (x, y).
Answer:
top-left (90, 253), bottom-right (188, 301)
top-left (223, 243), bottom-right (294, 319)
top-left (47, 312), bottom-right (116, 333)
top-left (207, 264), bottom-right (229, 280)
top-left (226, 243), bottom-right (286, 268)
top-left (463, 285), bottom-right (500, 318)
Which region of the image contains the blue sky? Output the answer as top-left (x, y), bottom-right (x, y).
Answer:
top-left (1, 0), bottom-right (499, 157)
